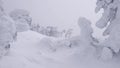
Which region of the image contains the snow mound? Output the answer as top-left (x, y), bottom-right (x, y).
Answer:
top-left (100, 47), bottom-right (113, 60)
top-left (0, 30), bottom-right (120, 68)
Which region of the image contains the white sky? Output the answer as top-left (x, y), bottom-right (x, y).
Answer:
top-left (3, 0), bottom-right (101, 36)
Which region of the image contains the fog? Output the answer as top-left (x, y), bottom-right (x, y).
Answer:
top-left (4, 0), bottom-right (101, 36)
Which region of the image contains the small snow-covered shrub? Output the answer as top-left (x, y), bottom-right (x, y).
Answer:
top-left (31, 24), bottom-right (69, 38)
top-left (39, 37), bottom-right (56, 53)
top-left (100, 47), bottom-right (113, 60)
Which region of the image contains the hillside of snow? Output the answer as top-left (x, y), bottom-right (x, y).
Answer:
top-left (0, 30), bottom-right (119, 68)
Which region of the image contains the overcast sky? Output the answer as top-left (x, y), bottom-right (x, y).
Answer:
top-left (3, 0), bottom-right (101, 36)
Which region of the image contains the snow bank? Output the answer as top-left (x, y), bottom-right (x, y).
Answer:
top-left (0, 30), bottom-right (120, 68)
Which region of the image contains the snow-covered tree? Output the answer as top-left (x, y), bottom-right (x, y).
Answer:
top-left (78, 17), bottom-right (93, 43)
top-left (62, 17), bottom-right (97, 56)
top-left (0, 0), bottom-right (4, 16)
top-left (95, 0), bottom-right (117, 31)
top-left (10, 9), bottom-right (32, 32)
top-left (0, 0), bottom-right (16, 57)
top-left (64, 29), bottom-right (73, 39)
top-left (31, 24), bottom-right (66, 38)
top-left (95, 0), bottom-right (120, 59)
top-left (70, 17), bottom-right (97, 56)
top-left (46, 26), bottom-right (60, 37)
top-left (30, 24), bottom-right (38, 31)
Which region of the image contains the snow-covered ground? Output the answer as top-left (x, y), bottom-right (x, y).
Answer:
top-left (0, 30), bottom-right (120, 68)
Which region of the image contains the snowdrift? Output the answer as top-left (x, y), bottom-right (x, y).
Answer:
top-left (0, 30), bottom-right (120, 68)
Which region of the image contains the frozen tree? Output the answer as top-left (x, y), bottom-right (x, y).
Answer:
top-left (39, 27), bottom-right (48, 35)
top-left (10, 9), bottom-right (32, 32)
top-left (71, 17), bottom-right (98, 56)
top-left (95, 0), bottom-right (120, 59)
top-left (75, 17), bottom-right (98, 47)
top-left (30, 24), bottom-right (38, 31)
top-left (0, 0), bottom-right (4, 16)
top-left (31, 24), bottom-right (48, 35)
top-left (46, 26), bottom-right (55, 36)
top-left (63, 17), bottom-right (98, 56)
top-left (64, 29), bottom-right (73, 39)
top-left (46, 26), bottom-right (61, 37)
top-left (45, 26), bottom-right (67, 38)
top-left (0, 0), bottom-right (16, 57)
top-left (95, 0), bottom-right (118, 33)
top-left (31, 24), bottom-right (65, 37)
top-left (31, 24), bottom-right (41, 32)
top-left (36, 24), bottom-right (40, 31)
top-left (78, 17), bottom-right (94, 43)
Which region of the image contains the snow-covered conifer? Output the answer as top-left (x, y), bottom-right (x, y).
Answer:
top-left (10, 9), bottom-right (32, 32)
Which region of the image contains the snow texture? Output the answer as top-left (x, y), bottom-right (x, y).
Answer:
top-left (0, 30), bottom-right (119, 68)
top-left (0, 0), bottom-right (120, 68)
top-left (100, 47), bottom-right (113, 60)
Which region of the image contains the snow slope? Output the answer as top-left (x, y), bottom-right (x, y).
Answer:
top-left (0, 30), bottom-right (120, 68)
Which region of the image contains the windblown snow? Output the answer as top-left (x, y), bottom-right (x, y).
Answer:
top-left (0, 30), bottom-right (120, 68)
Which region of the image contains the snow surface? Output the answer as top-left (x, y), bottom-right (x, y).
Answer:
top-left (0, 30), bottom-right (120, 68)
